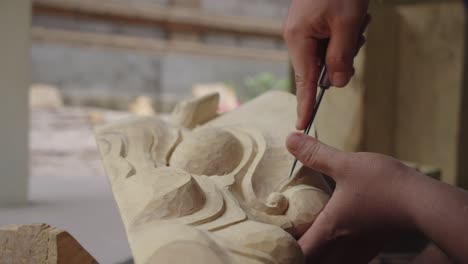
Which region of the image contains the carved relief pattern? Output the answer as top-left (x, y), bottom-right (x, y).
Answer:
top-left (95, 92), bottom-right (330, 264)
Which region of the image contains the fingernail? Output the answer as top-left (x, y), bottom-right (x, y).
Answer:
top-left (332, 72), bottom-right (350, 87)
top-left (287, 132), bottom-right (304, 152)
top-left (296, 120), bottom-right (304, 131)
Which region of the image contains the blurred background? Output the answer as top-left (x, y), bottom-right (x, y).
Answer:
top-left (0, 0), bottom-right (467, 263)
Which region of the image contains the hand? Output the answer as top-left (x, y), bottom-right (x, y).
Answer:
top-left (283, 0), bottom-right (370, 130)
top-left (286, 132), bottom-right (418, 263)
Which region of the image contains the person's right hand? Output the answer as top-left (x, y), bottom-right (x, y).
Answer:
top-left (286, 132), bottom-right (418, 263)
top-left (283, 0), bottom-right (370, 130)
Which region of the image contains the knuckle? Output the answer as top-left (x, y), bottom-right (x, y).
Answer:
top-left (302, 141), bottom-right (322, 169)
top-left (322, 225), bottom-right (338, 242)
top-left (294, 73), bottom-right (305, 89)
top-left (282, 22), bottom-right (303, 42)
top-left (337, 13), bottom-right (362, 25)
top-left (318, 213), bottom-right (340, 241)
top-left (326, 56), bottom-right (353, 72)
top-left (327, 56), bottom-right (347, 66)
top-left (319, 210), bottom-right (353, 240)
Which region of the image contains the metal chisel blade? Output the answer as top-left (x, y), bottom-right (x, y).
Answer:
top-left (288, 86), bottom-right (327, 179)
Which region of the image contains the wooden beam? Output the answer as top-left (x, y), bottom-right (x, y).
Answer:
top-left (364, 1), bottom-right (466, 187)
top-left (394, 2), bottom-right (465, 185)
top-left (363, 5), bottom-right (400, 155)
top-left (32, 0), bottom-right (282, 39)
top-left (169, 0), bottom-right (201, 8)
top-left (168, 0), bottom-right (201, 40)
top-left (32, 27), bottom-right (288, 62)
top-left (457, 18), bottom-right (468, 190)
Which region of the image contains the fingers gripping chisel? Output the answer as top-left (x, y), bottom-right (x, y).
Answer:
top-left (288, 40), bottom-right (330, 180)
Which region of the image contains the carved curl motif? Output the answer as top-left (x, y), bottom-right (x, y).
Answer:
top-left (95, 91), bottom-right (330, 264)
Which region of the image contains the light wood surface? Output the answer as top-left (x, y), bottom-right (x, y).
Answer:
top-left (394, 2), bottom-right (465, 184)
top-left (95, 92), bottom-right (335, 263)
top-left (363, 4), bottom-right (400, 155)
top-left (363, 1), bottom-right (466, 186)
top-left (0, 224), bottom-right (97, 264)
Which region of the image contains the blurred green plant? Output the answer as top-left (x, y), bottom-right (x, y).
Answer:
top-left (229, 72), bottom-right (289, 102)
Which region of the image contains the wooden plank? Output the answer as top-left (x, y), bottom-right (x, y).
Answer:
top-left (362, 5), bottom-right (400, 155)
top-left (315, 46), bottom-right (367, 152)
top-left (394, 2), bottom-right (465, 184)
top-left (32, 27), bottom-right (288, 61)
top-left (32, 0), bottom-right (282, 39)
top-left (457, 26), bottom-right (468, 189)
top-left (363, 2), bottom-right (466, 186)
top-left (168, 0), bottom-right (201, 40)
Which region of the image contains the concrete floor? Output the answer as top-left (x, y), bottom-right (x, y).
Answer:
top-left (0, 175), bottom-right (132, 263)
top-left (0, 107), bottom-right (133, 263)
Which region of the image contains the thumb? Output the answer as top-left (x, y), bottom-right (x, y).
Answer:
top-left (286, 132), bottom-right (346, 179)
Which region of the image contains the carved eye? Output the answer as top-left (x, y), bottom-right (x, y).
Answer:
top-left (169, 128), bottom-right (244, 176)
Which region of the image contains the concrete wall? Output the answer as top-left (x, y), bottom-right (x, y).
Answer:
top-left (31, 0), bottom-right (290, 110)
top-left (160, 53), bottom-right (288, 97)
top-left (0, 0), bottom-right (31, 205)
top-left (32, 43), bottom-right (163, 101)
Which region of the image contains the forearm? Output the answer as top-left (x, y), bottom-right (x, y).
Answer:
top-left (404, 173), bottom-right (468, 263)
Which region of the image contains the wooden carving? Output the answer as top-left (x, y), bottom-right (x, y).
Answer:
top-left (0, 224), bottom-right (96, 264)
top-left (95, 91), bottom-right (331, 264)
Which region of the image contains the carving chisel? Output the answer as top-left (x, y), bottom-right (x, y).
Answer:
top-left (288, 40), bottom-right (330, 180)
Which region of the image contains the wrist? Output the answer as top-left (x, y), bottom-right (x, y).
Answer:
top-left (398, 170), bottom-right (434, 232)
top-left (392, 169), bottom-right (428, 231)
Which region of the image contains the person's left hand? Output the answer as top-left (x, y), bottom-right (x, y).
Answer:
top-left (286, 132), bottom-right (418, 263)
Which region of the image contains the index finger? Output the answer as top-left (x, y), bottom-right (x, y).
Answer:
top-left (285, 34), bottom-right (321, 130)
top-left (298, 196), bottom-right (339, 261)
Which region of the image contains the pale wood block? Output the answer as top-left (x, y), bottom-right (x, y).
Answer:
top-left (395, 2), bottom-right (465, 184)
top-left (94, 92), bottom-right (332, 263)
top-left (457, 26), bottom-right (468, 189)
top-left (0, 224), bottom-right (97, 264)
top-left (315, 51), bottom-right (366, 152)
top-left (363, 4), bottom-right (400, 155)
top-left (361, 2), bottom-right (466, 186)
